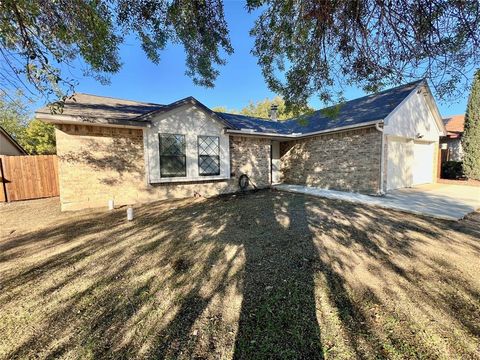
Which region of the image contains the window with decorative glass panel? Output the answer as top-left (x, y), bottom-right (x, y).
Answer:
top-left (198, 135), bottom-right (220, 176)
top-left (159, 134), bottom-right (186, 177)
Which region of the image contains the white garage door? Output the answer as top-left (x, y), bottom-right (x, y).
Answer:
top-left (387, 138), bottom-right (411, 190)
top-left (412, 141), bottom-right (434, 185)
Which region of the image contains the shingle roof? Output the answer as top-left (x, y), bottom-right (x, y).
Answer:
top-left (217, 80), bottom-right (423, 135)
top-left (285, 80), bottom-right (423, 133)
top-left (443, 114), bottom-right (464, 133)
top-left (37, 80), bottom-right (423, 135)
top-left (36, 93), bottom-right (164, 121)
top-left (215, 112), bottom-right (291, 134)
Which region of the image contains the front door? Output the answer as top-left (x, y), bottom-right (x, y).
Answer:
top-left (271, 141), bottom-right (281, 184)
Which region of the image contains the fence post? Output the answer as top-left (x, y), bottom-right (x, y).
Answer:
top-left (0, 156), bottom-right (7, 202)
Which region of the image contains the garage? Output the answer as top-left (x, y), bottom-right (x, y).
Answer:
top-left (412, 141), bottom-right (435, 185)
top-left (386, 137), bottom-right (436, 191)
top-left (386, 137), bottom-right (412, 190)
top-left (383, 83), bottom-right (445, 192)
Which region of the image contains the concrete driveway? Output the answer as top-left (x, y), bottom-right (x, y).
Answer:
top-left (275, 183), bottom-right (480, 220)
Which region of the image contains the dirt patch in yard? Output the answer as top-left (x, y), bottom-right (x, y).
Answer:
top-left (0, 190), bottom-right (479, 359)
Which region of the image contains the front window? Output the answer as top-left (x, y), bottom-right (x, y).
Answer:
top-left (159, 134), bottom-right (186, 177)
top-left (198, 136), bottom-right (220, 176)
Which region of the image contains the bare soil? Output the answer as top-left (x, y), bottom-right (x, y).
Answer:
top-left (1, 190), bottom-right (479, 359)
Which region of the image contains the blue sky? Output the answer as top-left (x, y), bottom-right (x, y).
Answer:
top-left (39, 1), bottom-right (470, 117)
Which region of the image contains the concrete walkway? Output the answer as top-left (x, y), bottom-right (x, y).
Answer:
top-left (275, 183), bottom-right (480, 221)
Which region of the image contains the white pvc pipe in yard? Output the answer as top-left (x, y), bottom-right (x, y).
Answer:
top-left (127, 207), bottom-right (134, 221)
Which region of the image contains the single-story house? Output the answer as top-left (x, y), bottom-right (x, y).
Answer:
top-left (36, 80), bottom-right (446, 211)
top-left (440, 115), bottom-right (465, 161)
top-left (0, 126), bottom-right (27, 156)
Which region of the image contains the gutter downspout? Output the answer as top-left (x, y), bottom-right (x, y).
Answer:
top-left (375, 121), bottom-right (386, 195)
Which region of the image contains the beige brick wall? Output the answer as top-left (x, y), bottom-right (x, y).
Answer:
top-left (280, 127), bottom-right (382, 193)
top-left (56, 125), bottom-right (271, 211)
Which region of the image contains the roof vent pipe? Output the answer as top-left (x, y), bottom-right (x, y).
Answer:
top-left (270, 105), bottom-right (278, 122)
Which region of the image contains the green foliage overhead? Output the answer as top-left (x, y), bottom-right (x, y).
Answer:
top-left (0, 0), bottom-right (232, 102)
top-left (247, 0), bottom-right (480, 111)
top-left (1, 1), bottom-right (479, 110)
top-left (462, 70), bottom-right (480, 180)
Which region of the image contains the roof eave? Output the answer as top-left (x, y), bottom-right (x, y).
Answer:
top-left (136, 97), bottom-right (238, 130)
top-left (421, 82), bottom-right (448, 136)
top-left (225, 120), bottom-right (383, 139)
top-left (36, 113), bottom-right (150, 129)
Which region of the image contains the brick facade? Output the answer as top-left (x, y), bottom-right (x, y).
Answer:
top-left (280, 127), bottom-right (382, 194)
top-left (55, 125), bottom-right (271, 211)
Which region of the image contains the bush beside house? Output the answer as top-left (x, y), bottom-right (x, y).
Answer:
top-left (463, 69), bottom-right (480, 180)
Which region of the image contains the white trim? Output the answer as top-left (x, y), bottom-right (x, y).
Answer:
top-left (383, 85), bottom-right (419, 126)
top-left (422, 85), bottom-right (447, 136)
top-left (383, 81), bottom-right (446, 136)
top-left (375, 122), bottom-right (385, 194)
top-left (146, 103), bottom-right (231, 184)
top-left (150, 175), bottom-right (230, 184)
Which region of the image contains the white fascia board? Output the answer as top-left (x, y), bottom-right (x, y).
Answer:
top-left (383, 81), bottom-right (446, 137)
top-left (422, 85), bottom-right (447, 136)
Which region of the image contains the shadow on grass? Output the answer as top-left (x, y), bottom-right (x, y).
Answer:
top-left (0, 190), bottom-right (479, 359)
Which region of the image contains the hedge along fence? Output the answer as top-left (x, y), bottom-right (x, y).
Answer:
top-left (0, 155), bottom-right (59, 202)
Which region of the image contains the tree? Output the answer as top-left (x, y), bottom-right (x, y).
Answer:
top-left (1, 1), bottom-right (480, 110)
top-left (0, 93), bottom-right (55, 154)
top-left (247, 0), bottom-right (480, 111)
top-left (240, 97), bottom-right (312, 120)
top-left (0, 0), bottom-right (232, 102)
top-left (463, 70), bottom-right (480, 180)
top-left (213, 97), bottom-right (313, 120)
top-left (0, 92), bottom-right (30, 140)
top-left (21, 119), bottom-right (56, 155)
top-left (211, 106), bottom-right (236, 114)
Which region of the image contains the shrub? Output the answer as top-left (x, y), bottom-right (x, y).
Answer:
top-left (463, 69), bottom-right (480, 180)
top-left (441, 161), bottom-right (464, 179)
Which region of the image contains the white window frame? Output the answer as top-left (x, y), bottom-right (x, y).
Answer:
top-left (144, 105), bottom-right (231, 183)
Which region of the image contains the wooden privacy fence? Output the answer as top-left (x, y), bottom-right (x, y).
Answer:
top-left (0, 155), bottom-right (59, 202)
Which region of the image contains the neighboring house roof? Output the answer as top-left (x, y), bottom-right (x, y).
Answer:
top-left (442, 115), bottom-right (464, 137)
top-left (0, 126), bottom-right (27, 155)
top-left (36, 79), bottom-right (436, 137)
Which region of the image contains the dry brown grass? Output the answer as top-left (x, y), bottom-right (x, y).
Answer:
top-left (0, 190), bottom-right (479, 359)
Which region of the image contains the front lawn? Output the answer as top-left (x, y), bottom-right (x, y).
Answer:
top-left (0, 191), bottom-right (479, 359)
